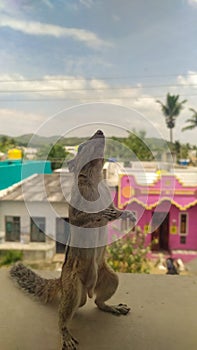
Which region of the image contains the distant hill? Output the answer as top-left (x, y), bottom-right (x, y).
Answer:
top-left (0, 134), bottom-right (87, 148)
top-left (14, 134), bottom-right (61, 147)
top-left (0, 134), bottom-right (169, 150)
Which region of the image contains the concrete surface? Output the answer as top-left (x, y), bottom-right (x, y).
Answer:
top-left (186, 257), bottom-right (197, 275)
top-left (0, 268), bottom-right (197, 350)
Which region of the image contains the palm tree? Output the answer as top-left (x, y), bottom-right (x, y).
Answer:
top-left (182, 108), bottom-right (197, 131)
top-left (157, 93), bottom-right (187, 144)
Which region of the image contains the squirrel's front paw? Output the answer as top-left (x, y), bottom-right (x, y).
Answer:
top-left (103, 208), bottom-right (117, 220)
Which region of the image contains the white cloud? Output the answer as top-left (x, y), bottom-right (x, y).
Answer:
top-left (177, 70), bottom-right (197, 87)
top-left (0, 108), bottom-right (43, 121)
top-left (79, 0), bottom-right (94, 8)
top-left (0, 73), bottom-right (164, 136)
top-left (173, 71), bottom-right (197, 111)
top-left (1, 72), bottom-right (197, 143)
top-left (42, 0), bottom-right (54, 9)
top-left (0, 108), bottom-right (46, 135)
top-left (0, 74), bottom-right (164, 112)
top-left (188, 0), bottom-right (197, 6)
top-left (0, 17), bottom-right (112, 50)
top-left (112, 14), bottom-right (121, 22)
top-left (0, 0), bottom-right (34, 16)
top-left (89, 79), bottom-right (109, 89)
top-left (0, 73), bottom-right (90, 99)
top-left (0, 1), bottom-right (6, 10)
top-left (63, 56), bottom-right (113, 76)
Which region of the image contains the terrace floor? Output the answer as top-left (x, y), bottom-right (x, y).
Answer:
top-left (0, 268), bottom-right (196, 350)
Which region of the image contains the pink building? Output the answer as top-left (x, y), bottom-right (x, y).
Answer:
top-left (111, 174), bottom-right (197, 262)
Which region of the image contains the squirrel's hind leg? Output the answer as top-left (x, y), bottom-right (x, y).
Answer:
top-left (59, 272), bottom-right (83, 350)
top-left (95, 263), bottom-right (130, 316)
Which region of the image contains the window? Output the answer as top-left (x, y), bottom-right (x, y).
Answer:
top-left (56, 218), bottom-right (70, 253)
top-left (5, 216), bottom-right (20, 242)
top-left (179, 213), bottom-right (188, 244)
top-left (180, 214), bottom-right (187, 234)
top-left (30, 217), bottom-right (46, 242)
top-left (180, 236), bottom-right (186, 244)
top-left (121, 212), bottom-right (136, 232)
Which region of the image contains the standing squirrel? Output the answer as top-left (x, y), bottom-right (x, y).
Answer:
top-left (10, 130), bottom-right (136, 350)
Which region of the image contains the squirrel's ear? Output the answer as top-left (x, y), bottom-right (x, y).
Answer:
top-left (67, 158), bottom-right (76, 172)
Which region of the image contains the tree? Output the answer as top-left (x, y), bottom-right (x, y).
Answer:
top-left (105, 137), bottom-right (132, 163)
top-left (180, 143), bottom-right (190, 160)
top-left (104, 131), bottom-right (154, 164)
top-left (182, 108), bottom-right (197, 132)
top-left (0, 136), bottom-right (17, 153)
top-left (48, 144), bottom-right (68, 170)
top-left (123, 130), bottom-right (154, 161)
top-left (174, 140), bottom-right (181, 161)
top-left (156, 93), bottom-right (187, 144)
top-left (1, 135), bottom-right (9, 147)
top-left (38, 143), bottom-right (68, 170)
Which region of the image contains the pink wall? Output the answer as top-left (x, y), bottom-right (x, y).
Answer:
top-left (110, 184), bottom-right (197, 252)
top-left (169, 205), bottom-right (197, 250)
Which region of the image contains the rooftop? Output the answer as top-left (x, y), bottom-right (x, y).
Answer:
top-left (0, 173), bottom-right (73, 202)
top-left (124, 168), bottom-right (197, 186)
top-left (119, 174), bottom-right (197, 211)
top-left (0, 268), bottom-right (196, 350)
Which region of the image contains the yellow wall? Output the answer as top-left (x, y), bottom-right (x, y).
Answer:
top-left (8, 149), bottom-right (22, 160)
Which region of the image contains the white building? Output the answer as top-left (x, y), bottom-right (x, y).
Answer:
top-left (0, 173), bottom-right (72, 261)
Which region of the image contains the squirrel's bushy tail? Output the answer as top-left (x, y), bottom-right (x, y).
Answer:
top-left (10, 263), bottom-right (61, 303)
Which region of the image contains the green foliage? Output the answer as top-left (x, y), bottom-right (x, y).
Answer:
top-left (157, 93), bottom-right (187, 144)
top-left (174, 141), bottom-right (191, 161)
top-left (0, 135), bottom-right (16, 153)
top-left (174, 140), bottom-right (181, 161)
top-left (0, 250), bottom-right (23, 267)
top-left (105, 135), bottom-right (172, 163)
top-left (105, 138), bottom-right (132, 163)
top-left (182, 108), bottom-right (197, 132)
top-left (38, 143), bottom-right (68, 170)
top-left (37, 144), bottom-right (51, 158)
top-left (157, 93), bottom-right (187, 126)
top-left (48, 144), bottom-right (68, 170)
top-left (123, 130), bottom-right (154, 161)
top-left (107, 228), bottom-right (151, 273)
top-left (105, 131), bottom-right (154, 162)
top-left (180, 143), bottom-right (190, 159)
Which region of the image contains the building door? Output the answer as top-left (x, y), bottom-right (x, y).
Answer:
top-left (151, 212), bottom-right (169, 251)
top-left (56, 218), bottom-right (70, 253)
top-left (5, 216), bottom-right (20, 242)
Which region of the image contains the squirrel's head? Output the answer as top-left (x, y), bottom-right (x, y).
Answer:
top-left (67, 130), bottom-right (105, 177)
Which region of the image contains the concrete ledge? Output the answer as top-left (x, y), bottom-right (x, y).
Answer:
top-left (0, 268), bottom-right (196, 350)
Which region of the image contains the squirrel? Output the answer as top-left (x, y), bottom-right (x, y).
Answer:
top-left (10, 129), bottom-right (136, 350)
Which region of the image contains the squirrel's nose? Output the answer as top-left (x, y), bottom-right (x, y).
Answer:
top-left (96, 130), bottom-right (103, 135)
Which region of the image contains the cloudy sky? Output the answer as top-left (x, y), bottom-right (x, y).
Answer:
top-left (0, 0), bottom-right (197, 143)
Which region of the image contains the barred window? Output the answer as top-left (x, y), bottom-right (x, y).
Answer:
top-left (179, 213), bottom-right (188, 244)
top-left (5, 216), bottom-right (20, 242)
